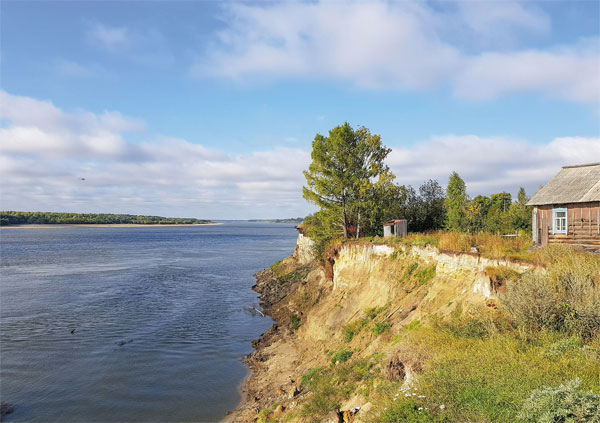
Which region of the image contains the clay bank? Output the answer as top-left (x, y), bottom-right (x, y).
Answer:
top-left (225, 226), bottom-right (567, 423)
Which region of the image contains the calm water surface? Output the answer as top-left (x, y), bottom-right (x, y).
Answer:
top-left (0, 223), bottom-right (297, 422)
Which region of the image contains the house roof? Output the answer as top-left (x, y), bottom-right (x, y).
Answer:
top-left (527, 163), bottom-right (600, 206)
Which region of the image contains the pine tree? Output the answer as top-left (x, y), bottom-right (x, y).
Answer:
top-left (445, 171), bottom-right (468, 231)
top-left (302, 123), bottom-right (394, 239)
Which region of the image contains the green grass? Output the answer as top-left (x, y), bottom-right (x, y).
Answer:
top-left (377, 326), bottom-right (600, 423)
top-left (341, 307), bottom-right (383, 342)
top-left (277, 266), bottom-right (310, 284)
top-left (301, 357), bottom-right (376, 418)
top-left (406, 320), bottom-right (421, 330)
top-left (415, 264), bottom-right (436, 285)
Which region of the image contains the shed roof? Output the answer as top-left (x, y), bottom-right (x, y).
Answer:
top-left (527, 163), bottom-right (600, 206)
top-left (383, 219), bottom-right (407, 226)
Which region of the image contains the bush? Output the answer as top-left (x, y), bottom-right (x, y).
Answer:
top-left (502, 272), bottom-right (562, 331)
top-left (517, 379), bottom-right (600, 423)
top-left (290, 314), bottom-right (301, 330)
top-left (372, 322), bottom-right (392, 336)
top-left (331, 349), bottom-right (353, 365)
top-left (343, 319), bottom-right (366, 342)
top-left (502, 247), bottom-right (600, 338)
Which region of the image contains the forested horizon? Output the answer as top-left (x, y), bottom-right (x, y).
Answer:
top-left (0, 211), bottom-right (212, 226)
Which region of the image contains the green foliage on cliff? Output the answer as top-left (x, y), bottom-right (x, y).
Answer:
top-left (302, 123), bottom-right (405, 240)
top-left (0, 211), bottom-right (211, 225)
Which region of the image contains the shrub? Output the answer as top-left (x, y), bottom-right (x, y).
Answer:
top-left (502, 247), bottom-right (600, 338)
top-left (365, 307), bottom-right (382, 320)
top-left (342, 308), bottom-right (381, 342)
top-left (372, 322), bottom-right (392, 336)
top-left (290, 314), bottom-right (301, 330)
top-left (331, 349), bottom-right (353, 365)
top-left (343, 319), bottom-right (366, 342)
top-left (502, 272), bottom-right (562, 331)
top-left (517, 379), bottom-right (600, 423)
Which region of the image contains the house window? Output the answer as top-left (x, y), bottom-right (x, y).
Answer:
top-left (552, 208), bottom-right (567, 235)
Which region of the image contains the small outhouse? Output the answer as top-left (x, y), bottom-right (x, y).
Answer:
top-left (527, 163), bottom-right (600, 248)
top-left (383, 219), bottom-right (407, 238)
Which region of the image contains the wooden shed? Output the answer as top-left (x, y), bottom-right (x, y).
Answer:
top-left (527, 163), bottom-right (600, 249)
top-left (383, 219), bottom-right (407, 238)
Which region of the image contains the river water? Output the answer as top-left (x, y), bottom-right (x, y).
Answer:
top-left (0, 223), bottom-right (297, 422)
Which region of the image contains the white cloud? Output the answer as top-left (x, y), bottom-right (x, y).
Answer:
top-left (453, 39), bottom-right (600, 104)
top-left (87, 23), bottom-right (131, 53)
top-left (387, 135), bottom-right (600, 196)
top-left (454, 1), bottom-right (550, 42)
top-left (0, 91), bottom-right (310, 219)
top-left (54, 59), bottom-right (110, 78)
top-left (192, 1), bottom-right (600, 106)
top-left (85, 22), bottom-right (173, 66)
top-left (0, 91), bottom-right (597, 218)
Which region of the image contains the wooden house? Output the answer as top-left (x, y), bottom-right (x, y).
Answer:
top-left (527, 163), bottom-right (600, 249)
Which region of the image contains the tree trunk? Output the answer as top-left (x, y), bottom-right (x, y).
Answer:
top-left (356, 210), bottom-right (360, 239)
top-left (342, 209), bottom-right (348, 238)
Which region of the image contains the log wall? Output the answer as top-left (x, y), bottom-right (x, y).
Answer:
top-left (535, 202), bottom-right (600, 248)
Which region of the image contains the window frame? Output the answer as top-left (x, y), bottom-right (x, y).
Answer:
top-left (552, 207), bottom-right (568, 235)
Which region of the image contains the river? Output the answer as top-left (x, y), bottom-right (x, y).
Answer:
top-left (0, 222), bottom-right (297, 422)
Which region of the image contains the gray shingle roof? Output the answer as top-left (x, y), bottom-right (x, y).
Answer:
top-left (527, 163), bottom-right (600, 206)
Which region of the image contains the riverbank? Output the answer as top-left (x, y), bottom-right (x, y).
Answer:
top-left (227, 234), bottom-right (600, 422)
top-left (0, 223), bottom-right (222, 229)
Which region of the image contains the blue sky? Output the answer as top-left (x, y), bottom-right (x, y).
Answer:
top-left (1, 1), bottom-right (599, 219)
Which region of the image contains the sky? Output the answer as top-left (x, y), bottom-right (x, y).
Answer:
top-left (1, 0), bottom-right (599, 219)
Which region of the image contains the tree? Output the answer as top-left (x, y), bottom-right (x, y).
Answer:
top-left (302, 123), bottom-right (395, 239)
top-left (445, 171), bottom-right (468, 231)
top-left (399, 180), bottom-right (446, 232)
top-left (510, 187), bottom-right (531, 232)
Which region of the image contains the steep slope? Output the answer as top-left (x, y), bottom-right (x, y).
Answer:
top-left (228, 234), bottom-right (597, 423)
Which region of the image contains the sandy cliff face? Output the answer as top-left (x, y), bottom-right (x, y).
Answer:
top-left (228, 235), bottom-right (533, 423)
top-left (293, 233), bottom-right (315, 265)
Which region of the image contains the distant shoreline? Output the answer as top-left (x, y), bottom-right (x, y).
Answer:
top-left (0, 223), bottom-right (223, 229)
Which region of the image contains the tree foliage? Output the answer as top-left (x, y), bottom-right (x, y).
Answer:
top-left (399, 180), bottom-right (446, 233)
top-left (445, 171), bottom-right (468, 231)
top-left (303, 123), bottom-right (401, 240)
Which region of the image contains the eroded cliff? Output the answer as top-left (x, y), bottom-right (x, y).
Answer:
top-left (228, 233), bottom-right (538, 423)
